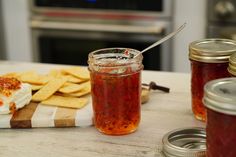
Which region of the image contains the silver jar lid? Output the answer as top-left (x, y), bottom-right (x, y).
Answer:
top-left (162, 127), bottom-right (206, 157)
top-left (203, 78), bottom-right (236, 115)
top-left (189, 38), bottom-right (236, 63)
top-left (228, 52), bottom-right (236, 76)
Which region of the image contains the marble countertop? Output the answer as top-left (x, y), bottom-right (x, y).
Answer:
top-left (0, 61), bottom-right (204, 157)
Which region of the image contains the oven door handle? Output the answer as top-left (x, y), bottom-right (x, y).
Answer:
top-left (30, 20), bottom-right (164, 35)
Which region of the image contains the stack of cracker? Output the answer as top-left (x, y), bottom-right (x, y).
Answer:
top-left (2, 67), bottom-right (91, 109)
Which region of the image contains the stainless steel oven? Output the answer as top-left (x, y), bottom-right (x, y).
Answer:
top-left (207, 0), bottom-right (236, 40)
top-left (29, 0), bottom-right (173, 71)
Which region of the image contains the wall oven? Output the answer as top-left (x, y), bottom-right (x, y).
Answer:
top-left (29, 0), bottom-right (173, 71)
top-left (207, 0), bottom-right (236, 40)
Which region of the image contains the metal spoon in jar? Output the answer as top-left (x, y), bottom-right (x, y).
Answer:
top-left (132, 22), bottom-right (187, 58)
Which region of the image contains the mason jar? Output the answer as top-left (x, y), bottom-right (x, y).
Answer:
top-left (189, 38), bottom-right (236, 121)
top-left (203, 78), bottom-right (236, 157)
top-left (88, 48), bottom-right (143, 135)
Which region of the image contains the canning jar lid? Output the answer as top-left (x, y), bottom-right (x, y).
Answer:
top-left (162, 127), bottom-right (206, 157)
top-left (189, 38), bottom-right (236, 63)
top-left (228, 52), bottom-right (236, 76)
top-left (203, 78), bottom-right (236, 115)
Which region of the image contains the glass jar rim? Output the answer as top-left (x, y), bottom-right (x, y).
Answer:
top-left (88, 47), bottom-right (143, 67)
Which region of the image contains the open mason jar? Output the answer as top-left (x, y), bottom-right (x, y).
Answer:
top-left (88, 48), bottom-right (143, 135)
top-left (189, 38), bottom-right (236, 121)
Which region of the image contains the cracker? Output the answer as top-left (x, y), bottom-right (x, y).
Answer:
top-left (1, 72), bottom-right (20, 79)
top-left (65, 75), bottom-right (85, 83)
top-left (68, 89), bottom-right (90, 97)
top-left (62, 67), bottom-right (90, 80)
top-left (48, 69), bottom-right (62, 78)
top-left (67, 82), bottom-right (91, 97)
top-left (32, 77), bottom-right (67, 102)
top-left (79, 81), bottom-right (91, 89)
top-left (20, 71), bottom-right (49, 85)
top-left (49, 69), bottom-right (85, 83)
top-left (31, 84), bottom-right (44, 91)
top-left (58, 82), bottom-right (83, 94)
top-left (41, 95), bottom-right (88, 109)
top-left (2, 67), bottom-right (91, 109)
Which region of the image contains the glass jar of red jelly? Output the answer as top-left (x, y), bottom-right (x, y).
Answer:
top-left (203, 78), bottom-right (236, 157)
top-left (228, 52), bottom-right (236, 76)
top-left (189, 38), bottom-right (236, 121)
top-left (88, 48), bottom-right (143, 135)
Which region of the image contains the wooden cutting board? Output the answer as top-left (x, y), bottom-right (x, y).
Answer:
top-left (0, 99), bottom-right (93, 129)
top-left (0, 89), bottom-right (149, 129)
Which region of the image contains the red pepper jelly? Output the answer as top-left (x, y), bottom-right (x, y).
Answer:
top-left (203, 78), bottom-right (236, 157)
top-left (88, 48), bottom-right (143, 135)
top-left (189, 39), bottom-right (236, 121)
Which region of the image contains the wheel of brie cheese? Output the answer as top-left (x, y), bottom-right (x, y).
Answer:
top-left (0, 77), bottom-right (32, 114)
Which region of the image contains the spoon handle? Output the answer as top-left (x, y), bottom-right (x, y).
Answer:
top-left (134, 23), bottom-right (186, 58)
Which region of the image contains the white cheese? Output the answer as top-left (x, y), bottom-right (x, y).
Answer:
top-left (0, 83), bottom-right (32, 114)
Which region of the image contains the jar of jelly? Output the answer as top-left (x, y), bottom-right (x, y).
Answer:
top-left (203, 78), bottom-right (236, 157)
top-left (189, 38), bottom-right (236, 121)
top-left (88, 48), bottom-right (143, 135)
top-left (228, 52), bottom-right (236, 76)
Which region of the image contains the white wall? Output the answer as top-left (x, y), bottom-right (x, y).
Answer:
top-left (2, 0), bottom-right (32, 61)
top-left (172, 0), bottom-right (207, 72)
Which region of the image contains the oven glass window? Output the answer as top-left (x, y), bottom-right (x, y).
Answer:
top-left (39, 36), bottom-right (161, 70)
top-left (35, 0), bottom-right (163, 12)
